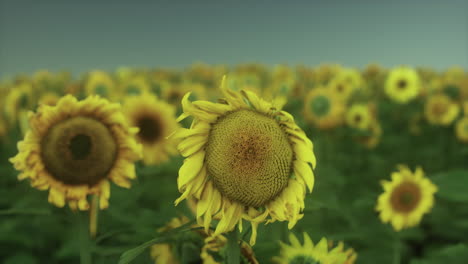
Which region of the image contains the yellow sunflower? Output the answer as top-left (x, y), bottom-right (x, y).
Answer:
top-left (173, 77), bottom-right (316, 245)
top-left (84, 70), bottom-right (115, 98)
top-left (328, 78), bottom-right (355, 102)
top-left (123, 93), bottom-right (179, 165)
top-left (455, 117), bottom-right (468, 143)
top-left (303, 87), bottom-right (344, 129)
top-left (385, 66), bottom-right (421, 103)
top-left (4, 82), bottom-right (34, 126)
top-left (38, 92), bottom-right (61, 106)
top-left (272, 233), bottom-right (348, 264)
top-left (119, 76), bottom-right (151, 96)
top-left (10, 95), bottom-right (142, 210)
top-left (376, 165), bottom-right (437, 231)
top-left (345, 104), bottom-right (373, 130)
top-left (424, 94), bottom-right (460, 126)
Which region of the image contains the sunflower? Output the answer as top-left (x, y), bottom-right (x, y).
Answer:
top-left (173, 77), bottom-right (316, 245)
top-left (424, 94), bottom-right (460, 126)
top-left (119, 76), bottom-right (151, 96)
top-left (201, 235), bottom-right (259, 264)
top-left (4, 82), bottom-right (34, 126)
top-left (84, 70), bottom-right (115, 98)
top-left (376, 165), bottom-right (437, 231)
top-left (38, 92), bottom-right (61, 106)
top-left (123, 93), bottom-right (179, 165)
top-left (9, 95), bottom-right (142, 210)
top-left (345, 104), bottom-right (373, 130)
top-left (303, 87), bottom-right (344, 129)
top-left (385, 66), bottom-right (421, 103)
top-left (328, 78), bottom-right (355, 102)
top-left (272, 233), bottom-right (348, 264)
top-left (455, 117), bottom-right (468, 143)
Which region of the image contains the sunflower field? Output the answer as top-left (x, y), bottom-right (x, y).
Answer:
top-left (1, 64), bottom-right (468, 264)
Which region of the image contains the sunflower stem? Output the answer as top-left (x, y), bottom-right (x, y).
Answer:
top-left (226, 229), bottom-right (240, 264)
top-left (78, 212), bottom-right (93, 264)
top-left (392, 233), bottom-right (401, 264)
top-left (89, 195), bottom-right (99, 239)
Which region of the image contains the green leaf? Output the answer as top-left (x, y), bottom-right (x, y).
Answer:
top-left (432, 170), bottom-right (468, 202)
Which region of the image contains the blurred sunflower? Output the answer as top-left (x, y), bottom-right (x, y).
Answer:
top-left (455, 117), bottom-right (468, 143)
top-left (272, 233), bottom-right (348, 264)
top-left (328, 78), bottom-right (354, 102)
top-left (385, 66), bottom-right (421, 104)
top-left (303, 87), bottom-right (344, 129)
top-left (123, 93), bottom-right (179, 165)
top-left (10, 95), bottom-right (142, 210)
top-left (376, 165), bottom-right (437, 231)
top-left (38, 92), bottom-right (61, 106)
top-left (84, 70), bottom-right (115, 98)
top-left (345, 104), bottom-right (373, 130)
top-left (4, 82), bottom-right (34, 126)
top-left (173, 77), bottom-right (315, 245)
top-left (119, 76), bottom-right (151, 96)
top-left (424, 94), bottom-right (459, 125)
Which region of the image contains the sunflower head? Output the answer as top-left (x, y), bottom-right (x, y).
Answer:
top-left (424, 94), bottom-right (460, 126)
top-left (346, 103), bottom-right (374, 130)
top-left (303, 87), bottom-right (344, 129)
top-left (10, 95), bottom-right (142, 210)
top-left (376, 165), bottom-right (437, 231)
top-left (123, 93), bottom-right (179, 165)
top-left (120, 76), bottom-right (151, 96)
top-left (385, 66), bottom-right (421, 104)
top-left (84, 71), bottom-right (115, 98)
top-left (173, 76), bottom-right (315, 245)
top-left (272, 233), bottom-right (348, 264)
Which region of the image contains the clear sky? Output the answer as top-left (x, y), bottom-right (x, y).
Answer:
top-left (1, 0), bottom-right (467, 79)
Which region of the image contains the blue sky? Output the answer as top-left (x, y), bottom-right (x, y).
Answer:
top-left (1, 0), bottom-right (467, 78)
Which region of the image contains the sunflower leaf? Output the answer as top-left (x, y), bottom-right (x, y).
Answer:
top-left (431, 170), bottom-right (468, 202)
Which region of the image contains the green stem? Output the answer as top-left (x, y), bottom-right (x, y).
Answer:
top-left (226, 229), bottom-right (240, 264)
top-left (392, 233), bottom-right (401, 264)
top-left (77, 212), bottom-right (92, 264)
top-left (89, 195), bottom-right (99, 239)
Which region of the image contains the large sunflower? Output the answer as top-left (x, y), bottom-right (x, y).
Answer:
top-left (376, 165), bottom-right (437, 231)
top-left (303, 87), bottom-right (344, 129)
top-left (123, 93), bottom-right (179, 165)
top-left (173, 77), bottom-right (316, 245)
top-left (385, 66), bottom-right (421, 104)
top-left (424, 94), bottom-right (460, 126)
top-left (10, 95), bottom-right (142, 210)
top-left (272, 233), bottom-right (348, 264)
